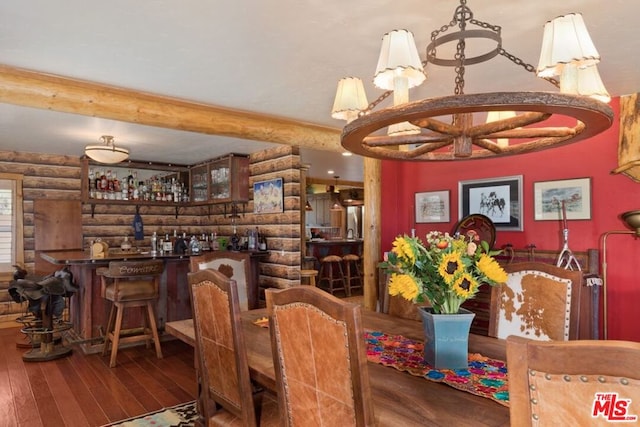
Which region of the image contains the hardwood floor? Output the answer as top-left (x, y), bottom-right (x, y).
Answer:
top-left (0, 327), bottom-right (197, 427)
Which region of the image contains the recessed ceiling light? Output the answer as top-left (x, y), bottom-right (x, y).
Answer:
top-left (327, 170), bottom-right (334, 174)
top-left (342, 151), bottom-right (353, 156)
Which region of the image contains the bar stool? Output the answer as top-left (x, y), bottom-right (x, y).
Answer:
top-left (99, 260), bottom-right (164, 367)
top-left (299, 269), bottom-right (318, 287)
top-left (303, 256), bottom-right (319, 271)
top-left (317, 255), bottom-right (346, 296)
top-left (342, 254), bottom-right (363, 296)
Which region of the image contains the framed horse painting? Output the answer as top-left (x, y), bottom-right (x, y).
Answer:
top-left (533, 177), bottom-right (591, 221)
top-left (459, 175), bottom-right (523, 231)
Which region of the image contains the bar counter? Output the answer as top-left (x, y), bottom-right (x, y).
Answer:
top-left (40, 249), bottom-right (264, 354)
top-left (40, 249), bottom-right (192, 264)
top-left (305, 238), bottom-right (363, 264)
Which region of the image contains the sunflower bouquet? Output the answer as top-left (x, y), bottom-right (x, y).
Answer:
top-left (381, 230), bottom-right (507, 314)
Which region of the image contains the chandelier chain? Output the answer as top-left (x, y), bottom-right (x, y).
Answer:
top-left (469, 18), bottom-right (501, 33)
top-left (498, 48), bottom-right (560, 88)
top-left (361, 90), bottom-right (393, 115)
top-left (454, 40), bottom-right (467, 95)
top-left (429, 19), bottom-right (457, 58)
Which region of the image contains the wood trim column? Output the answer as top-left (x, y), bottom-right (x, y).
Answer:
top-left (300, 163), bottom-right (310, 262)
top-left (363, 157), bottom-right (381, 311)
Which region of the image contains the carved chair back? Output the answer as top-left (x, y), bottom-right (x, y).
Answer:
top-left (190, 252), bottom-right (250, 310)
top-left (188, 268), bottom-right (277, 426)
top-left (266, 286), bottom-right (375, 426)
top-left (489, 262), bottom-right (583, 341)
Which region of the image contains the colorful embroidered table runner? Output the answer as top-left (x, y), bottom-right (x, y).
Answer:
top-left (365, 331), bottom-right (510, 406)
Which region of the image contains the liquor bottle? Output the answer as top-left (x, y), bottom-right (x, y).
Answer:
top-left (107, 170), bottom-right (114, 193)
top-left (211, 232), bottom-right (219, 251)
top-left (258, 229), bottom-right (267, 251)
top-left (128, 170), bottom-right (135, 200)
top-left (94, 170), bottom-right (102, 194)
top-left (113, 171), bottom-right (120, 193)
top-left (230, 223), bottom-right (240, 251)
top-left (247, 228), bottom-right (257, 251)
top-left (151, 231), bottom-right (158, 255)
top-left (88, 169), bottom-right (96, 199)
top-left (99, 170), bottom-right (107, 192)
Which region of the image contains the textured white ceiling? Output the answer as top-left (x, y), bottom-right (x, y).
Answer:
top-left (1, 1), bottom-right (638, 181)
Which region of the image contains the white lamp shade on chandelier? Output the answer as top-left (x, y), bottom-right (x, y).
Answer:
top-left (374, 29), bottom-right (425, 90)
top-left (374, 29), bottom-right (425, 136)
top-left (331, 77), bottom-right (369, 122)
top-left (537, 13), bottom-right (600, 78)
top-left (560, 64), bottom-right (611, 103)
top-left (84, 135), bottom-right (129, 164)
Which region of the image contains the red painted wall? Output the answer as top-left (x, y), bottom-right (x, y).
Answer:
top-left (380, 98), bottom-right (640, 341)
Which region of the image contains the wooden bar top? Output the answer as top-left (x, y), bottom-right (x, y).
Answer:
top-left (39, 249), bottom-right (265, 265)
top-left (170, 309), bottom-right (509, 426)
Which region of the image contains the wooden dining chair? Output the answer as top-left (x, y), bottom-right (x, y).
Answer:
top-left (488, 262), bottom-right (583, 341)
top-left (265, 286), bottom-right (375, 426)
top-left (507, 335), bottom-right (640, 426)
top-left (188, 268), bottom-right (278, 426)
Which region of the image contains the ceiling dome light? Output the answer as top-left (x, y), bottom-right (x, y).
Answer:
top-left (85, 135), bottom-right (129, 164)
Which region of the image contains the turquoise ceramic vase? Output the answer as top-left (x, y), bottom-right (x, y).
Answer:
top-left (418, 307), bottom-right (475, 370)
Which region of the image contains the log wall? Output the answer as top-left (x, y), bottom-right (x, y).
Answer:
top-left (248, 145), bottom-right (301, 292)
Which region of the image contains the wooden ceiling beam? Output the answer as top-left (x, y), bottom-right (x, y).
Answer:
top-left (0, 64), bottom-right (343, 152)
top-left (307, 177), bottom-right (363, 187)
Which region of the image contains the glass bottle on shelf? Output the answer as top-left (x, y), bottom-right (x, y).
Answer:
top-left (230, 222), bottom-right (240, 251)
top-left (99, 170), bottom-right (107, 193)
top-left (88, 169), bottom-right (96, 199)
top-left (151, 231), bottom-right (158, 256)
top-left (247, 228), bottom-right (257, 251)
top-left (258, 229), bottom-right (267, 251)
top-left (211, 231), bottom-right (219, 250)
top-left (120, 235), bottom-right (132, 251)
top-left (128, 171), bottom-right (136, 200)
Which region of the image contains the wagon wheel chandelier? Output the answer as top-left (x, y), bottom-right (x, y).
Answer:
top-left (332, 0), bottom-right (614, 161)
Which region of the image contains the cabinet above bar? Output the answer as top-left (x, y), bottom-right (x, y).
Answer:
top-left (80, 153), bottom-right (250, 211)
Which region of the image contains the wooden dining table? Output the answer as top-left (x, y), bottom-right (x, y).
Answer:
top-left (168, 308), bottom-right (510, 426)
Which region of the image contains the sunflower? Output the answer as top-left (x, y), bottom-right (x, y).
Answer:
top-left (438, 251), bottom-right (463, 284)
top-left (381, 231), bottom-right (506, 314)
top-left (391, 236), bottom-right (416, 263)
top-left (452, 273), bottom-right (478, 298)
top-left (477, 253), bottom-right (508, 283)
top-left (388, 273), bottom-right (420, 301)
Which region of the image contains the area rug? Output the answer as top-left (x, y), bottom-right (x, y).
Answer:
top-left (365, 331), bottom-right (510, 406)
top-left (101, 401), bottom-right (198, 427)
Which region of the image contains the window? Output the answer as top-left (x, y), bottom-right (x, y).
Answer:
top-left (0, 174), bottom-right (23, 279)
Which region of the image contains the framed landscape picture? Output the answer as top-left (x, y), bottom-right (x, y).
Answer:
top-left (415, 190), bottom-right (450, 223)
top-left (534, 177), bottom-right (591, 220)
top-left (253, 178), bottom-right (284, 214)
top-left (459, 175), bottom-right (523, 231)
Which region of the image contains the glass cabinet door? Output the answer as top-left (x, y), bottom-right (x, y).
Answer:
top-left (209, 158), bottom-right (231, 200)
top-left (190, 164), bottom-right (209, 203)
